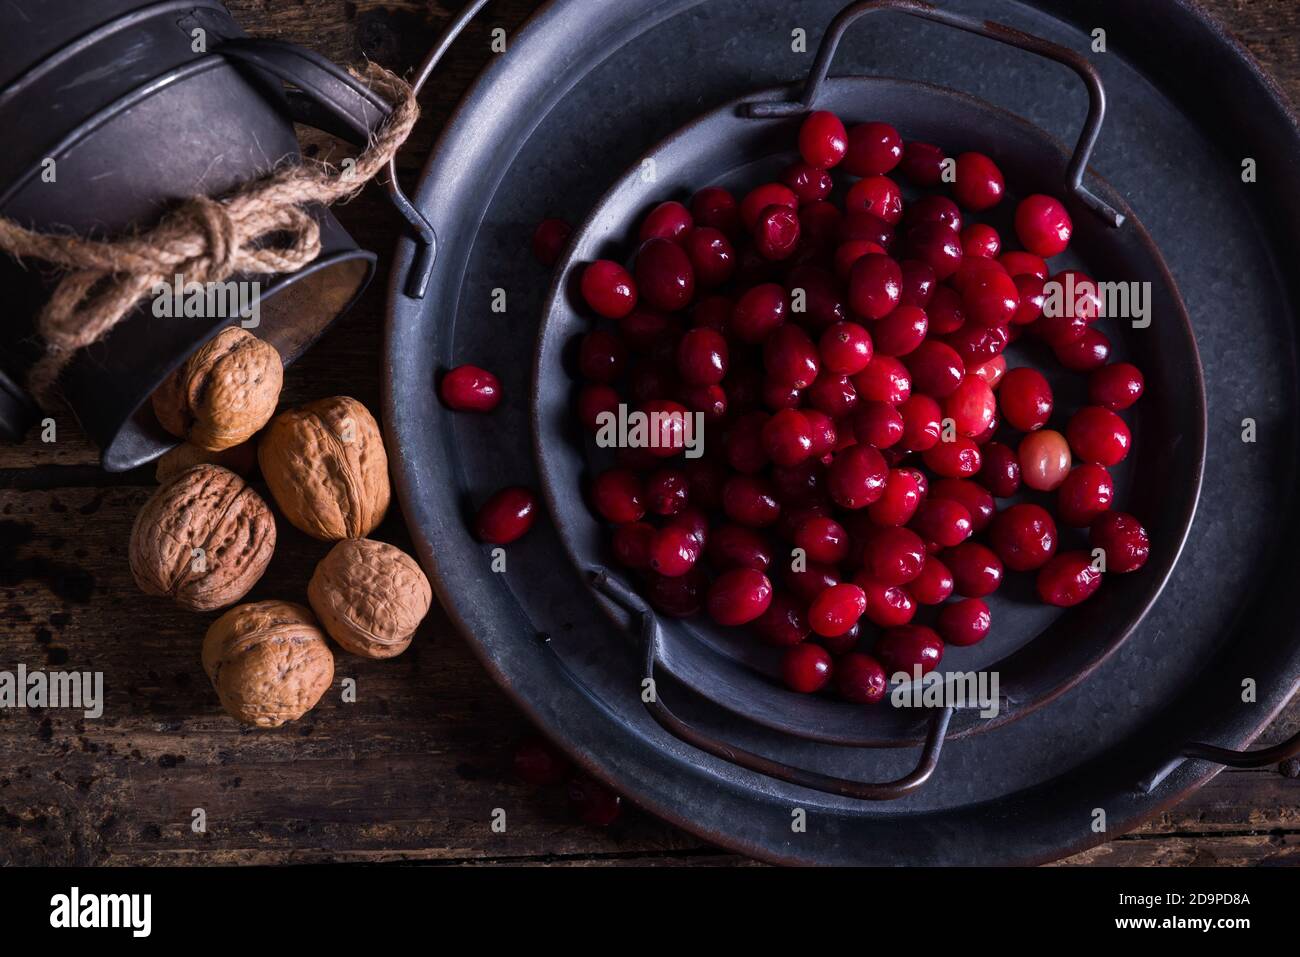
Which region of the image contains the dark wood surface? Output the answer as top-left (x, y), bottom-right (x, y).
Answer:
top-left (2, 0), bottom-right (1298, 867)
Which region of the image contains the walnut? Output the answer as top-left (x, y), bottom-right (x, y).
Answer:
top-left (129, 464), bottom-right (276, 612)
top-left (202, 601), bottom-right (334, 727)
top-left (257, 396), bottom-right (390, 540)
top-left (151, 326), bottom-right (283, 451)
top-left (154, 439), bottom-right (256, 484)
top-left (308, 538), bottom-right (431, 658)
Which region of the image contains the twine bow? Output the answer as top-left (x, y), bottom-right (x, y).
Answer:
top-left (0, 62), bottom-right (418, 404)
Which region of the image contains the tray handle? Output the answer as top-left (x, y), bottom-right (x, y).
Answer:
top-left (1141, 727), bottom-right (1300, 792)
top-left (591, 569), bottom-right (953, 801)
top-left (745, 0), bottom-right (1124, 228)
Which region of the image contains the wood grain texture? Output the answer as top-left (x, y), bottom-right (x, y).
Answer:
top-left (1, 0), bottom-right (1298, 867)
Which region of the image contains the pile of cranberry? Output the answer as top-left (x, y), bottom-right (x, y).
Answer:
top-left (516, 112), bottom-right (1153, 706)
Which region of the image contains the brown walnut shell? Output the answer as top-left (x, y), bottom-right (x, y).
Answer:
top-left (202, 601), bottom-right (334, 728)
top-left (257, 396), bottom-right (390, 540)
top-left (307, 538), bottom-right (432, 659)
top-left (129, 464), bottom-right (276, 612)
top-left (151, 326), bottom-right (283, 451)
top-left (154, 439), bottom-right (257, 484)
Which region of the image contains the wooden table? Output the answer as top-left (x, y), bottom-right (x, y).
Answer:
top-left (2, 0), bottom-right (1298, 867)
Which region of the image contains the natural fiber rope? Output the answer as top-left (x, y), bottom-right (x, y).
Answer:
top-left (0, 62), bottom-right (417, 404)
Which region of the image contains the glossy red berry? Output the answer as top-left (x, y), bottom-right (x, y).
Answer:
top-left (805, 372), bottom-right (859, 418)
top-left (944, 542), bottom-right (1004, 597)
top-left (440, 365), bottom-right (501, 412)
top-left (753, 203), bottom-right (801, 260)
top-left (867, 467), bottom-right (923, 526)
top-left (761, 409), bottom-right (815, 467)
top-left (944, 374), bottom-right (997, 437)
top-left (722, 474), bottom-right (781, 527)
top-left (846, 175), bottom-right (904, 225)
top-left (1054, 326), bottom-right (1111, 372)
top-left (962, 267), bottom-right (1020, 327)
top-left (937, 598), bottom-right (992, 647)
top-left (864, 526), bottom-right (927, 585)
top-left (645, 568), bottom-right (708, 617)
top-left (911, 498), bottom-right (972, 548)
top-left (783, 162), bottom-right (835, 203)
top-left (834, 652), bottom-right (888, 703)
top-left (897, 393), bottom-right (942, 451)
top-left (1090, 511), bottom-right (1150, 573)
top-left (848, 254), bottom-right (903, 320)
top-left (874, 625), bottom-right (944, 677)
top-left (782, 642), bottom-right (833, 693)
top-left (1066, 405), bottom-right (1132, 466)
top-left (764, 324), bottom-right (821, 388)
top-left (909, 556), bottom-right (954, 605)
top-left (649, 525), bottom-right (701, 577)
top-left (819, 321), bottom-right (874, 375)
top-left (708, 568), bottom-right (774, 626)
top-left (1019, 429), bottom-right (1072, 491)
top-left (730, 283), bottom-right (788, 343)
top-left (953, 152), bottom-right (1005, 211)
top-left (707, 523), bottom-right (773, 571)
top-left (931, 478), bottom-right (995, 533)
top-left (799, 110), bottom-right (848, 168)
top-left (639, 200), bottom-right (693, 244)
top-left (1056, 463), bottom-right (1115, 528)
top-left (581, 260), bottom-right (637, 318)
top-left (635, 237), bottom-right (695, 311)
top-left (1089, 362), bottom-right (1145, 411)
top-left (1000, 250), bottom-right (1050, 280)
top-left (960, 223), bottom-right (1001, 259)
top-left (676, 327), bottom-right (728, 385)
top-left (793, 515), bottom-right (850, 564)
top-left (999, 367), bottom-right (1053, 431)
top-left (645, 468), bottom-right (690, 516)
top-left (853, 355), bottom-right (912, 405)
top-left (905, 340), bottom-right (965, 398)
top-left (590, 469), bottom-right (645, 523)
top-left (977, 441), bottom-right (1021, 497)
top-left (684, 226), bottom-right (736, 288)
top-left (844, 121), bottom-right (903, 176)
top-left (690, 186), bottom-right (739, 234)
top-left (989, 503), bottom-right (1058, 572)
top-left (828, 444), bottom-right (889, 509)
top-left (905, 222), bottom-right (963, 279)
top-left (852, 401), bottom-right (905, 449)
top-left (1014, 194), bottom-right (1073, 257)
top-left (474, 487), bottom-right (538, 544)
top-left (531, 217), bottom-right (572, 267)
top-left (809, 583), bottom-right (867, 637)
top-left (577, 330), bottom-right (627, 383)
top-left (1036, 551), bottom-right (1103, 606)
top-left (899, 141), bottom-right (946, 186)
top-left (753, 592), bottom-right (811, 647)
top-left (922, 437), bottom-right (982, 478)
top-left (740, 183), bottom-right (798, 230)
top-left (872, 304), bottom-right (929, 357)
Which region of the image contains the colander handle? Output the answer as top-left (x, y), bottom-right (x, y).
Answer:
top-left (745, 0), bottom-right (1124, 228)
top-left (590, 570), bottom-right (953, 801)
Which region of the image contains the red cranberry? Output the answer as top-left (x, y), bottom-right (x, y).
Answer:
top-left (977, 441), bottom-right (1021, 497)
top-left (922, 436), bottom-right (982, 478)
top-left (591, 469), bottom-right (645, 523)
top-left (635, 237), bottom-right (695, 311)
top-left (691, 186), bottom-right (739, 234)
top-left (833, 239), bottom-right (886, 280)
top-left (874, 625), bottom-right (944, 677)
top-left (999, 250), bottom-right (1049, 279)
top-left (581, 260), bottom-right (637, 318)
top-left (568, 775), bottom-right (623, 827)
top-left (872, 304), bottom-right (928, 357)
top-left (852, 401), bottom-right (905, 449)
top-left (787, 264), bottom-right (847, 327)
top-left (708, 568), bottom-right (773, 626)
top-left (761, 409), bottom-right (815, 467)
top-left (649, 525), bottom-right (701, 577)
top-left (1057, 463), bottom-right (1115, 528)
top-left (899, 141), bottom-right (946, 186)
top-left (1036, 551), bottom-right (1103, 606)
top-left (898, 393), bottom-right (942, 451)
top-left (805, 372), bottom-right (859, 418)
top-left (740, 182), bottom-right (798, 230)
top-left (639, 398), bottom-right (691, 458)
top-left (828, 444), bottom-right (888, 509)
top-left (798, 110), bottom-right (848, 168)
top-left (645, 567), bottom-right (708, 617)
top-left (971, 355), bottom-right (1007, 389)
top-left (944, 542), bottom-right (1004, 597)
top-left (809, 583), bottom-right (867, 637)
top-left (819, 321), bottom-right (874, 375)
top-left (938, 598), bottom-right (992, 647)
top-left (867, 467), bottom-right (923, 527)
top-left (762, 377), bottom-right (802, 411)
top-left (945, 321), bottom-right (1010, 365)
top-left (953, 152), bottom-right (1005, 210)
top-left (931, 478), bottom-right (995, 533)
top-left (1066, 405), bottom-right (1131, 466)
top-left (848, 254), bottom-right (903, 320)
top-left (804, 409), bottom-right (838, 457)
top-left (440, 365), bottom-right (501, 412)
top-left (960, 223), bottom-right (1001, 258)
top-left (904, 222), bottom-right (963, 279)
top-left (911, 498), bottom-right (972, 548)
top-left (846, 175), bottom-right (904, 225)
top-left (474, 487), bottom-right (538, 544)
top-left (785, 562), bottom-right (841, 603)
top-left (844, 121), bottom-right (903, 176)
top-left (783, 162), bottom-right (835, 203)
top-left (683, 226), bottom-right (736, 288)
top-left (999, 367), bottom-right (1053, 431)
top-left (531, 218), bottom-right (572, 267)
top-left (730, 283), bottom-right (788, 343)
top-left (1014, 194), bottom-right (1073, 257)
top-left (848, 575), bottom-right (913, 628)
top-left (944, 375), bottom-right (996, 437)
top-left (926, 285), bottom-right (967, 334)
top-left (962, 267), bottom-right (1020, 327)
top-left (1090, 511), bottom-right (1150, 573)
top-left (722, 474), bottom-right (781, 527)
top-left (910, 556), bottom-right (954, 605)
top-left (989, 503), bottom-right (1057, 571)
top-left (707, 523), bottom-right (773, 571)
top-left (676, 327), bottom-right (728, 385)
top-left (753, 592), bottom-right (811, 647)
top-left (577, 330), bottom-right (627, 383)
top-left (900, 259), bottom-right (937, 307)
top-left (1054, 326), bottom-right (1111, 372)
top-left (838, 210), bottom-right (895, 250)
top-left (644, 468), bottom-right (690, 517)
top-left (853, 355), bottom-right (912, 405)
top-left (639, 200), bottom-right (694, 244)
top-left (1019, 429), bottom-right (1072, 491)
top-left (834, 652), bottom-right (888, 703)
top-left (513, 735), bottom-right (570, 785)
top-left (1089, 362), bottom-right (1145, 411)
top-left (905, 340), bottom-right (965, 398)
top-left (781, 642), bottom-right (833, 692)
top-left (764, 324), bottom-right (821, 388)
top-left (793, 515), bottom-right (850, 564)
top-left (1011, 274), bottom-right (1047, 325)
top-left (864, 526), bottom-right (926, 585)
top-left (753, 204), bottom-right (801, 260)
top-left (619, 307), bottom-right (676, 348)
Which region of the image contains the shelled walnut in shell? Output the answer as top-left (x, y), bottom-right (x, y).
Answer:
top-left (308, 538), bottom-right (432, 658)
